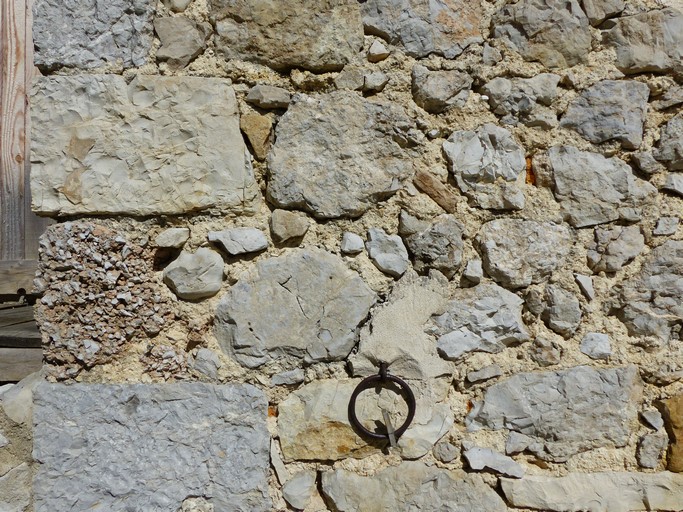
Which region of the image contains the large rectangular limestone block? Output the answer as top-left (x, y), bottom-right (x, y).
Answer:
top-left (33, 383), bottom-right (271, 511)
top-left (31, 75), bottom-right (260, 216)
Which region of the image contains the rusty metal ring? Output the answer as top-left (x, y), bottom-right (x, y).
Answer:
top-left (347, 363), bottom-right (416, 442)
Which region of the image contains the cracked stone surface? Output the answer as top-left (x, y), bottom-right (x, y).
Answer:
top-left (33, 0), bottom-right (156, 70)
top-left (31, 75), bottom-right (259, 216)
top-left (163, 248), bottom-right (224, 300)
top-left (215, 249), bottom-right (375, 368)
top-left (482, 73), bottom-right (560, 128)
top-left (655, 113), bottom-right (683, 171)
top-left (267, 91), bottom-right (418, 219)
top-left (33, 383), bottom-right (271, 512)
top-left (467, 365), bottom-right (642, 462)
top-left (587, 224), bottom-right (644, 273)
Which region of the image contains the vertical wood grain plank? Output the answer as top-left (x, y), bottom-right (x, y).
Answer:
top-left (0, 0), bottom-right (28, 260)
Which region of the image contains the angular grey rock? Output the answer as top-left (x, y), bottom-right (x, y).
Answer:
top-left (467, 365), bottom-right (642, 461)
top-left (163, 248), bottom-right (223, 300)
top-left (340, 232), bottom-right (364, 255)
top-left (492, 0), bottom-right (591, 68)
top-left (530, 337), bottom-right (562, 367)
top-left (548, 146), bottom-right (656, 227)
top-left (478, 219), bottom-right (572, 289)
top-left (366, 228), bottom-right (410, 278)
top-left (192, 348), bottom-right (221, 379)
top-left (654, 217), bottom-right (679, 236)
top-left (215, 249), bottom-right (375, 368)
top-left (334, 66), bottom-right (365, 91)
top-left (428, 282), bottom-right (530, 361)
top-left (362, 71), bottom-right (389, 93)
top-left (411, 65), bottom-right (472, 113)
top-left (1, 371), bottom-right (44, 425)
top-left (33, 383), bottom-right (271, 511)
top-left (208, 228), bottom-right (268, 255)
top-left (614, 240), bottom-right (683, 342)
top-left (210, 0), bottom-right (363, 72)
top-left (604, 8), bottom-right (683, 79)
top-left (641, 409), bottom-right (664, 431)
top-left (443, 124), bottom-right (526, 210)
top-left (482, 74), bottom-right (560, 128)
top-left (581, 0), bottom-right (625, 26)
top-left (462, 259), bottom-right (483, 284)
top-left (361, 0), bottom-right (484, 59)
top-left (433, 440), bottom-right (459, 463)
top-left (637, 433), bottom-right (667, 469)
top-left (575, 273), bottom-right (595, 301)
top-left (267, 91), bottom-right (418, 219)
top-left (661, 116), bottom-right (683, 161)
top-left (399, 403), bottom-right (453, 460)
top-left (269, 210), bottom-right (309, 245)
top-left (560, 80), bottom-right (649, 149)
top-left (502, 471), bottom-right (683, 512)
top-left (367, 39), bottom-right (390, 62)
top-left (350, 271), bottom-right (452, 380)
top-left (155, 228), bottom-right (190, 248)
top-left (270, 369), bottom-right (305, 387)
top-left (154, 17), bottom-right (209, 70)
top-left (163, 0), bottom-right (191, 12)
top-left (664, 173), bottom-right (683, 196)
top-left (467, 364), bottom-right (503, 383)
top-left (463, 446), bottom-right (525, 478)
top-left (282, 471), bottom-right (317, 511)
top-left (580, 332), bottom-right (611, 360)
top-left (587, 224), bottom-right (644, 273)
top-left (246, 85), bottom-right (292, 109)
top-left (399, 211), bottom-right (464, 279)
top-left (0, 463), bottom-right (31, 512)
top-left (652, 85), bottom-right (683, 111)
top-left (632, 150), bottom-right (664, 175)
top-left (31, 75), bottom-right (259, 216)
top-left (33, 0), bottom-right (155, 70)
top-left (542, 285), bottom-right (582, 337)
top-left (322, 462), bottom-right (507, 512)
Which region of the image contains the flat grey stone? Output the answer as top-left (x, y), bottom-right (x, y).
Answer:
top-left (433, 440), bottom-right (459, 463)
top-left (192, 348), bottom-right (221, 379)
top-left (334, 66), bottom-right (365, 91)
top-left (208, 228), bottom-right (268, 255)
top-left (654, 217), bottom-right (679, 236)
top-left (482, 74), bottom-right (560, 128)
top-left (641, 409), bottom-right (664, 431)
top-left (478, 219), bottom-right (572, 289)
top-left (246, 85), bottom-right (292, 109)
top-left (33, 0), bottom-right (155, 70)
top-left (506, 432), bottom-right (537, 455)
top-left (215, 249), bottom-right (375, 368)
top-left (467, 364), bottom-right (503, 383)
top-left (282, 471), bottom-right (317, 511)
top-left (362, 71), bottom-right (389, 93)
top-left (651, 85), bottom-right (683, 111)
top-left (428, 282), bottom-right (530, 361)
top-left (581, 0), bottom-right (624, 26)
top-left (270, 369), bottom-right (305, 387)
top-left (340, 232), bottom-right (364, 255)
top-left (155, 228), bottom-right (190, 248)
top-left (502, 471), bottom-right (683, 512)
top-left (574, 273), bottom-right (595, 301)
top-left (664, 173), bottom-right (683, 196)
top-left (548, 146), bottom-right (656, 227)
top-left (614, 240), bottom-right (683, 343)
top-left (580, 332), bottom-right (611, 360)
top-left (587, 224), bottom-right (644, 273)
top-left (462, 259), bottom-right (483, 284)
top-left (366, 228), bottom-right (410, 278)
top-left (31, 75), bottom-right (259, 216)
top-left (163, 248), bottom-right (223, 300)
top-left (322, 462), bottom-right (507, 512)
top-left (155, 17), bottom-right (209, 70)
top-left (605, 8), bottom-right (683, 79)
top-left (210, 0), bottom-right (363, 72)
top-left (398, 403), bottom-right (453, 460)
top-left (361, 0), bottom-right (484, 59)
top-left (467, 365), bottom-right (642, 462)
top-left (443, 124), bottom-right (526, 210)
top-left (33, 383), bottom-right (271, 512)
top-left (542, 285), bottom-right (582, 337)
top-left (637, 433), bottom-right (667, 469)
top-left (529, 337), bottom-right (562, 367)
top-left (350, 271), bottom-right (452, 380)
top-left (1, 371), bottom-right (44, 425)
top-left (399, 211), bottom-right (464, 279)
top-left (367, 39), bottom-right (390, 62)
top-left (269, 210), bottom-right (309, 245)
top-left (492, 0), bottom-right (591, 68)
top-left (560, 80), bottom-right (649, 149)
top-left (463, 446), bottom-right (525, 478)
top-left (632, 150), bottom-right (664, 175)
top-left (411, 65), bottom-right (471, 113)
top-left (0, 463), bottom-right (31, 512)
top-left (267, 91), bottom-right (418, 219)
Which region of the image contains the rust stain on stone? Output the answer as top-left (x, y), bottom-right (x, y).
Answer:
top-left (525, 156), bottom-right (536, 185)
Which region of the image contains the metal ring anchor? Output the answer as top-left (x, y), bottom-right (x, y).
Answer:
top-left (347, 362), bottom-right (416, 444)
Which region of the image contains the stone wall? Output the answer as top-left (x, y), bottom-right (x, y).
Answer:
top-left (2, 0), bottom-right (683, 510)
